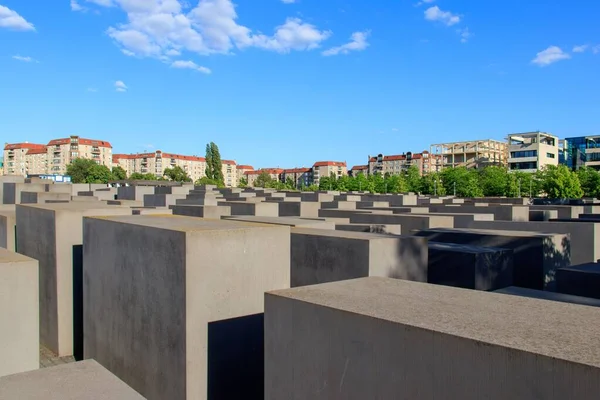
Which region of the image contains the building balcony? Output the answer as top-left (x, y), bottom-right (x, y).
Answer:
top-left (91, 147), bottom-right (100, 153)
top-left (507, 156), bottom-right (537, 164)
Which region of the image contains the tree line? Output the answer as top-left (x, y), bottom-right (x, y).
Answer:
top-left (66, 142), bottom-right (226, 186)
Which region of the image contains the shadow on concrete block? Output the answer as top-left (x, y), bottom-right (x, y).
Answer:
top-left (207, 313), bottom-right (264, 400)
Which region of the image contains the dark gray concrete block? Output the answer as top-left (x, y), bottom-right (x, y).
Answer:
top-left (556, 263), bottom-right (600, 300)
top-left (171, 204), bottom-right (231, 219)
top-left (335, 223), bottom-right (401, 235)
top-left (494, 286), bottom-right (600, 308)
top-left (349, 213), bottom-right (454, 235)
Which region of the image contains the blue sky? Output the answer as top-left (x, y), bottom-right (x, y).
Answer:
top-left (1, 0), bottom-right (599, 169)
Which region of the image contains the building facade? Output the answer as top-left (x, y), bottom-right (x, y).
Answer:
top-left (312, 161), bottom-right (347, 185)
top-left (507, 131), bottom-right (559, 172)
top-left (368, 151), bottom-right (442, 176)
top-left (47, 136), bottom-right (112, 175)
top-left (221, 160), bottom-right (237, 187)
top-left (236, 165), bottom-right (254, 185)
top-left (350, 165), bottom-right (368, 176)
top-left (26, 147), bottom-right (49, 175)
top-left (3, 142), bottom-right (47, 175)
top-left (244, 168), bottom-right (284, 187)
top-left (282, 168), bottom-right (313, 188)
top-left (430, 139), bottom-right (507, 169)
top-left (113, 150), bottom-right (207, 182)
top-left (563, 135), bottom-right (600, 170)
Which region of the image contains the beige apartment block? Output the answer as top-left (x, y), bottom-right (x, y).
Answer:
top-left (430, 139), bottom-right (507, 169)
top-left (312, 161), bottom-right (347, 185)
top-left (3, 142), bottom-right (47, 176)
top-left (507, 131), bottom-right (559, 172)
top-left (26, 147), bottom-right (49, 175)
top-left (47, 136), bottom-right (113, 175)
top-left (113, 150), bottom-right (207, 182)
top-left (350, 165), bottom-right (368, 176)
top-left (245, 168), bottom-right (283, 187)
top-left (282, 168), bottom-right (313, 188)
top-left (221, 160), bottom-right (237, 187)
top-left (236, 165), bottom-right (254, 186)
top-left (368, 151), bottom-right (442, 176)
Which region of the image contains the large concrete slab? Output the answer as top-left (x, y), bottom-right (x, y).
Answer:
top-left (349, 213), bottom-right (454, 235)
top-left (0, 209), bottom-right (16, 251)
top-left (16, 203), bottom-right (134, 357)
top-left (556, 262), bottom-right (600, 300)
top-left (265, 277), bottom-right (600, 400)
top-left (495, 286), bottom-right (600, 308)
top-left (0, 360), bottom-right (145, 399)
top-left (21, 191), bottom-right (71, 204)
top-left (3, 183), bottom-right (46, 204)
top-left (83, 215), bottom-right (291, 400)
top-left (171, 204), bottom-right (231, 219)
top-left (277, 201), bottom-right (320, 218)
top-left (428, 204), bottom-right (529, 221)
top-left (427, 242), bottom-right (513, 291)
top-left (335, 223), bottom-right (401, 235)
top-left (0, 248), bottom-right (39, 378)
top-left (223, 216), bottom-right (334, 230)
top-left (220, 201), bottom-right (279, 217)
top-left (415, 228), bottom-right (569, 291)
top-left (291, 228), bottom-right (428, 287)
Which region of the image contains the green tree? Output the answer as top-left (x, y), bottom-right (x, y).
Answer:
top-left (420, 172), bottom-right (446, 196)
top-left (285, 176), bottom-right (296, 190)
top-left (577, 167), bottom-right (600, 198)
top-left (386, 174), bottom-right (408, 193)
top-left (130, 172), bottom-right (157, 180)
top-left (86, 164), bottom-right (113, 184)
top-left (163, 166), bottom-right (191, 182)
top-left (205, 143), bottom-right (213, 180)
top-left (111, 166), bottom-right (127, 180)
top-left (404, 166), bottom-right (422, 193)
top-left (210, 142), bottom-right (224, 184)
top-left (303, 184), bottom-right (320, 191)
top-left (66, 158), bottom-right (97, 183)
top-left (254, 171), bottom-right (274, 188)
top-left (479, 166), bottom-right (509, 197)
top-left (440, 167), bottom-right (483, 197)
top-left (238, 176), bottom-right (248, 188)
top-left (195, 176), bottom-right (224, 188)
top-left (539, 165), bottom-right (583, 199)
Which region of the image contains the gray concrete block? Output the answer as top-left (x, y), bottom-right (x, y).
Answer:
top-left (529, 209), bottom-right (558, 221)
top-left (83, 215), bottom-right (291, 400)
top-left (335, 223), bottom-right (401, 235)
top-left (171, 204), bottom-right (231, 219)
top-left (117, 186), bottom-right (154, 201)
top-left (3, 183), bottom-right (46, 204)
top-left (0, 209), bottom-right (16, 251)
top-left (143, 194), bottom-right (186, 207)
top-left (291, 228), bottom-right (427, 287)
top-left (0, 248), bottom-right (38, 378)
top-left (428, 204), bottom-right (529, 221)
top-left (415, 228), bottom-right (569, 291)
top-left (265, 277), bottom-right (600, 400)
top-left (556, 262), bottom-right (600, 300)
top-left (428, 242), bottom-right (513, 291)
top-left (494, 286), bottom-right (600, 308)
top-left (223, 216), bottom-right (334, 229)
top-left (0, 360), bottom-right (145, 399)
top-left (221, 201), bottom-right (279, 217)
top-left (350, 213), bottom-right (454, 235)
top-left (20, 191), bottom-right (71, 204)
top-left (16, 203), bottom-right (133, 357)
top-left (277, 201), bottom-right (320, 218)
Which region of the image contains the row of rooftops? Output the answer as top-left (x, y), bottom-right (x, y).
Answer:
top-left (4, 137), bottom-right (112, 152)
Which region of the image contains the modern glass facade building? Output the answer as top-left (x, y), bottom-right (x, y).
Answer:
top-left (563, 136), bottom-right (600, 170)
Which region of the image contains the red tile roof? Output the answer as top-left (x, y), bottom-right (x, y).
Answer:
top-left (4, 142), bottom-right (46, 151)
top-left (113, 151), bottom-right (206, 162)
top-left (26, 147), bottom-right (48, 155)
top-left (313, 161), bottom-right (347, 167)
top-left (245, 168), bottom-right (283, 175)
top-left (236, 165), bottom-right (254, 170)
top-left (369, 152), bottom-right (428, 162)
top-left (351, 165), bottom-right (368, 170)
top-left (222, 160), bottom-right (236, 165)
top-left (284, 168), bottom-right (311, 174)
top-left (47, 136), bottom-right (112, 148)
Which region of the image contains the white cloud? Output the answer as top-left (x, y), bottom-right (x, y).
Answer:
top-left (87, 87), bottom-right (98, 92)
top-left (83, 0), bottom-right (332, 61)
top-left (458, 27), bottom-right (471, 43)
top-left (71, 0), bottom-right (85, 11)
top-left (12, 55), bottom-right (38, 63)
top-left (171, 60), bottom-right (211, 73)
top-left (531, 46), bottom-right (571, 67)
top-left (322, 31), bottom-right (370, 56)
top-left (593, 45), bottom-right (600, 54)
top-left (281, 0), bottom-right (296, 3)
top-left (572, 44), bottom-right (588, 53)
top-left (87, 0), bottom-right (114, 6)
top-left (115, 80), bottom-right (128, 92)
top-left (0, 5), bottom-right (35, 31)
top-left (415, 0), bottom-right (435, 6)
top-left (424, 6), bottom-right (460, 26)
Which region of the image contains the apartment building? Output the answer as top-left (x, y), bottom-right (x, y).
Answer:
top-left (350, 165), bottom-right (368, 176)
top-left (236, 165), bottom-right (254, 184)
top-left (367, 151), bottom-right (442, 176)
top-left (26, 147), bottom-right (50, 175)
top-left (244, 168), bottom-right (284, 187)
top-left (282, 168), bottom-right (313, 188)
top-left (3, 142), bottom-right (47, 175)
top-left (46, 136), bottom-right (112, 175)
top-left (430, 139), bottom-right (507, 169)
top-left (507, 131), bottom-right (559, 172)
top-left (312, 161), bottom-right (347, 185)
top-left (563, 135), bottom-right (600, 170)
top-left (113, 150), bottom-right (207, 182)
top-left (222, 160), bottom-right (237, 187)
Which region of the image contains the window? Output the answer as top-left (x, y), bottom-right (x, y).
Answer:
top-left (546, 152), bottom-right (555, 159)
top-left (510, 150), bottom-right (537, 158)
top-left (509, 161), bottom-right (537, 170)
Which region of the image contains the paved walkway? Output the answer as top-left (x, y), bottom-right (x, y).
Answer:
top-left (40, 345), bottom-right (75, 368)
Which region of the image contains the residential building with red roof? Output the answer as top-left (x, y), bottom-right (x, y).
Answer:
top-left (221, 160), bottom-right (237, 187)
top-left (312, 161), bottom-right (347, 185)
top-left (367, 151), bottom-right (442, 176)
top-left (3, 142), bottom-right (47, 175)
top-left (47, 135), bottom-right (113, 175)
top-left (236, 165), bottom-right (254, 185)
top-left (282, 167), bottom-right (313, 188)
top-left (243, 168), bottom-right (284, 187)
top-left (350, 165), bottom-right (368, 176)
top-left (113, 150), bottom-right (208, 183)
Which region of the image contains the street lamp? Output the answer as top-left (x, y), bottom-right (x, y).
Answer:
top-left (518, 178), bottom-right (521, 198)
top-left (453, 181), bottom-right (456, 197)
top-left (434, 179), bottom-right (437, 196)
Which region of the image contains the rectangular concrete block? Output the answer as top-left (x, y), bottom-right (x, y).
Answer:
top-left (143, 193), bottom-right (186, 207)
top-left (0, 360), bottom-right (145, 399)
top-left (429, 204), bottom-right (529, 221)
top-left (171, 204), bottom-right (231, 219)
top-left (291, 228), bottom-right (428, 287)
top-left (83, 215), bottom-right (291, 400)
top-left (0, 248), bottom-right (39, 378)
top-left (20, 191), bottom-right (71, 204)
top-left (415, 228), bottom-right (570, 291)
top-left (427, 242), bottom-right (513, 291)
top-left (223, 216), bottom-right (334, 230)
top-left (0, 209), bottom-right (16, 251)
top-left (117, 186), bottom-right (154, 201)
top-left (494, 286), bottom-right (600, 308)
top-left (335, 223), bottom-right (401, 235)
top-left (556, 262), bottom-right (600, 300)
top-left (265, 277), bottom-right (600, 400)
top-left (3, 183), bottom-right (46, 204)
top-left (350, 213), bottom-right (454, 235)
top-left (16, 203), bottom-right (134, 357)
top-left (277, 201), bottom-right (320, 218)
top-left (221, 201), bottom-right (279, 217)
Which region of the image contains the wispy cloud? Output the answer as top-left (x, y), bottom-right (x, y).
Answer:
top-left (573, 45), bottom-right (589, 53)
top-left (171, 60), bottom-right (212, 74)
top-left (87, 87), bottom-right (98, 92)
top-left (531, 46), bottom-right (570, 67)
top-left (458, 27), bottom-right (471, 43)
top-left (0, 5), bottom-right (35, 31)
top-left (322, 31), bottom-right (370, 56)
top-left (70, 0), bottom-right (85, 11)
top-left (12, 55), bottom-right (38, 63)
top-left (424, 6), bottom-right (460, 26)
top-left (281, 0), bottom-right (297, 3)
top-left (415, 0), bottom-right (435, 7)
top-left (115, 80), bottom-right (128, 92)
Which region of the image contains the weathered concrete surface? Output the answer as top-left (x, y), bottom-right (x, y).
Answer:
top-left (428, 204), bottom-right (529, 221)
top-left (466, 220), bottom-right (597, 265)
top-left (291, 228), bottom-right (427, 287)
top-left (223, 216), bottom-right (334, 230)
top-left (3, 183), bottom-right (46, 204)
top-left (220, 201), bottom-right (279, 217)
top-left (265, 277), bottom-right (600, 400)
top-left (495, 286), bottom-right (600, 308)
top-left (335, 223), bottom-right (401, 235)
top-left (143, 193), bottom-right (186, 207)
top-left (529, 209), bottom-right (558, 221)
top-left (0, 360), bottom-right (145, 399)
top-left (415, 228), bottom-right (569, 291)
top-left (428, 242), bottom-right (513, 291)
top-left (277, 201), bottom-right (320, 218)
top-left (556, 262), bottom-right (600, 300)
top-left (16, 203), bottom-right (133, 357)
top-left (0, 209), bottom-right (16, 251)
top-left (171, 204), bottom-right (231, 219)
top-left (0, 248), bottom-right (39, 378)
top-left (349, 213), bottom-right (454, 235)
top-left (117, 186), bottom-right (154, 201)
top-left (20, 191), bottom-right (71, 204)
top-left (83, 215), bottom-right (290, 400)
